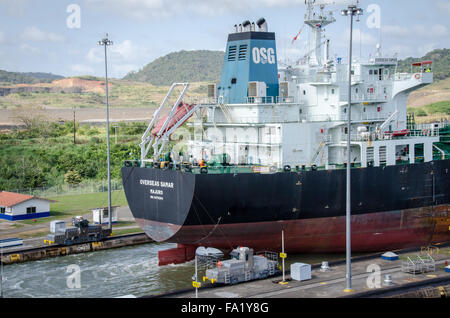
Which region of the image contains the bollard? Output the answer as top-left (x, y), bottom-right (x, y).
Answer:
top-left (320, 261), bottom-right (331, 272)
top-left (383, 274), bottom-right (393, 286)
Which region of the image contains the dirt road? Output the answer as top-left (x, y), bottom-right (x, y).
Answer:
top-left (0, 107), bottom-right (155, 127)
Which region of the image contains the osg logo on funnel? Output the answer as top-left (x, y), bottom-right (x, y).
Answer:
top-left (252, 47), bottom-right (276, 64)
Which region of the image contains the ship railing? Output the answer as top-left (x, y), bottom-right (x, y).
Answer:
top-left (225, 115), bottom-right (285, 124)
top-left (276, 96), bottom-right (296, 104)
top-left (183, 96), bottom-right (229, 105)
top-left (245, 96), bottom-right (274, 104)
top-left (300, 114), bottom-right (341, 122)
top-left (350, 94), bottom-right (387, 103)
top-left (338, 112), bottom-right (386, 122)
top-left (256, 250), bottom-right (278, 263)
top-left (345, 128), bottom-right (439, 143)
top-left (395, 72), bottom-right (414, 81)
top-left (298, 113), bottom-right (386, 123)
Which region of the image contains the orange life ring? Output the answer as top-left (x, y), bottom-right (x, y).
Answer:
top-left (422, 129), bottom-right (428, 136)
top-left (415, 73), bottom-right (421, 80)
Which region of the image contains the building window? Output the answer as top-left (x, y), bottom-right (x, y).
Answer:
top-left (0, 207), bottom-right (5, 214)
top-left (26, 207), bottom-right (36, 214)
top-left (331, 89), bottom-right (335, 94)
top-left (369, 70), bottom-right (373, 75)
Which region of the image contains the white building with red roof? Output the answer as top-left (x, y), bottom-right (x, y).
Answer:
top-left (0, 191), bottom-right (54, 221)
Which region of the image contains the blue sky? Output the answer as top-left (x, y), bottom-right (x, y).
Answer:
top-left (0, 0), bottom-right (449, 79)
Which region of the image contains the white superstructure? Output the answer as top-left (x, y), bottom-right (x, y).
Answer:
top-left (141, 1), bottom-right (439, 171)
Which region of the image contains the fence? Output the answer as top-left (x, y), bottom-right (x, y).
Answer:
top-left (9, 179), bottom-right (123, 198)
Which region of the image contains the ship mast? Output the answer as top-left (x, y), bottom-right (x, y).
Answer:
top-left (304, 1), bottom-right (335, 66)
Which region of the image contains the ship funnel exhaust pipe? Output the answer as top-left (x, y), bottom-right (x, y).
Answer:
top-left (242, 20), bottom-right (251, 31)
top-left (257, 17), bottom-right (267, 32)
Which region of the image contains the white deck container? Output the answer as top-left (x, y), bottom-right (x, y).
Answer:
top-left (291, 263), bottom-right (311, 281)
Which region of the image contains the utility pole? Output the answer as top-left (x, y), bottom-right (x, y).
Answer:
top-left (1, 246), bottom-right (3, 298)
top-left (98, 34), bottom-right (113, 230)
top-left (341, 3), bottom-right (363, 293)
top-left (113, 124), bottom-right (118, 144)
top-left (73, 105), bottom-right (76, 144)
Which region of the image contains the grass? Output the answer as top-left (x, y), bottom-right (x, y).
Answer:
top-left (18, 190), bottom-right (127, 225)
top-left (408, 100), bottom-right (450, 123)
top-left (114, 220), bottom-right (137, 227)
top-left (425, 101), bottom-right (450, 115)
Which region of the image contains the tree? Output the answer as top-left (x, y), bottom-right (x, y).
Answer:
top-left (64, 170), bottom-right (82, 185)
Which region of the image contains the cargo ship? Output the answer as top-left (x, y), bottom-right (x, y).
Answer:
top-left (122, 1), bottom-right (450, 265)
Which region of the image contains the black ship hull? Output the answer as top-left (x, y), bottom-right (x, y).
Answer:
top-left (121, 160), bottom-right (450, 253)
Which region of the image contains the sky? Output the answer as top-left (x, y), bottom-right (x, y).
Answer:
top-left (0, 0), bottom-right (449, 79)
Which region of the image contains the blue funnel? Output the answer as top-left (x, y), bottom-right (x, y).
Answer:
top-left (218, 28), bottom-right (279, 104)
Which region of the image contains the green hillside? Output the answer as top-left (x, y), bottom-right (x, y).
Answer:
top-left (123, 50), bottom-right (225, 86)
top-left (0, 70), bottom-right (64, 85)
top-left (397, 48), bottom-right (450, 81)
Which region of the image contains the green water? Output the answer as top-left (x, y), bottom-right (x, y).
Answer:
top-left (1, 243), bottom-right (352, 298)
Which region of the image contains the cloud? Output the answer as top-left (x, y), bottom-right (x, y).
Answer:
top-left (383, 24), bottom-right (449, 38)
top-left (86, 47), bottom-right (103, 63)
top-left (20, 43), bottom-right (40, 55)
top-left (86, 0), bottom-right (357, 19)
top-left (87, 39), bottom-right (150, 63)
top-left (437, 0), bottom-right (450, 14)
top-left (84, 40), bottom-right (152, 77)
top-left (0, 0), bottom-right (29, 17)
top-left (20, 26), bottom-right (65, 43)
top-left (112, 64), bottom-right (140, 77)
top-left (69, 64), bottom-right (95, 75)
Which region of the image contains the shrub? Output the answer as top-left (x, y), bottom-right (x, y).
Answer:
top-left (64, 170), bottom-right (82, 185)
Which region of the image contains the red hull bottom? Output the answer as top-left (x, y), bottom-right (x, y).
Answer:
top-left (136, 206), bottom-right (450, 265)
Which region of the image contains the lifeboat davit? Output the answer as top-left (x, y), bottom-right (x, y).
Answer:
top-left (152, 101), bottom-right (196, 137)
